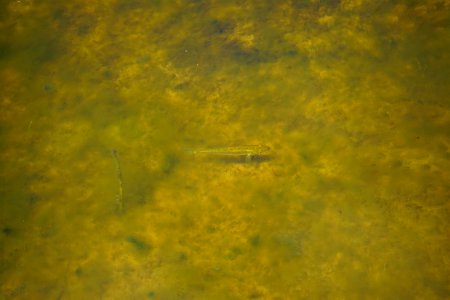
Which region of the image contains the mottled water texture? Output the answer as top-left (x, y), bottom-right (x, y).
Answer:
top-left (1, 0), bottom-right (449, 299)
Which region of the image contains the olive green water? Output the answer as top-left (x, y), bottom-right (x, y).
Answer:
top-left (1, 1), bottom-right (449, 299)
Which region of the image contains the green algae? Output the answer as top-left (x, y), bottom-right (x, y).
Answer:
top-left (0, 1), bottom-right (449, 299)
top-left (126, 236), bottom-right (151, 253)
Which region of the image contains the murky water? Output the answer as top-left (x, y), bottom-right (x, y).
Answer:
top-left (1, 0), bottom-right (449, 299)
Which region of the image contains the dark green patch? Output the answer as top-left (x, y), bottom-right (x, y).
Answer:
top-left (102, 70), bottom-right (113, 79)
top-left (315, 177), bottom-right (346, 192)
top-left (115, 0), bottom-right (160, 12)
top-left (126, 236), bottom-right (151, 253)
top-left (253, 188), bottom-right (286, 207)
top-left (177, 252), bottom-right (188, 262)
top-left (227, 43), bottom-right (272, 65)
top-left (79, 88), bottom-right (128, 128)
top-left (249, 235), bottom-right (261, 247)
top-left (391, 159), bottom-right (403, 168)
top-left (320, 0), bottom-right (341, 7)
top-left (147, 291), bottom-right (156, 298)
top-left (28, 193), bottom-right (40, 205)
top-left (115, 0), bottom-right (143, 11)
top-left (30, 36), bottom-right (65, 66)
top-left (0, 41), bottom-right (11, 61)
top-left (249, 290), bottom-right (263, 299)
top-left (173, 81), bottom-right (190, 90)
top-left (207, 225), bottom-right (217, 233)
top-left (162, 153), bottom-right (179, 175)
top-left (43, 83), bottom-right (55, 93)
top-left (136, 55), bottom-right (151, 64)
top-left (292, 1), bottom-right (314, 9)
top-left (77, 24), bottom-right (91, 36)
top-left (226, 247), bottom-right (243, 260)
top-left (2, 226), bottom-right (13, 236)
top-left (10, 16), bottom-right (67, 73)
top-left (52, 8), bottom-right (66, 21)
top-left (302, 199), bottom-right (325, 215)
top-left (273, 234), bottom-right (303, 258)
top-left (299, 151), bottom-right (315, 165)
top-left (205, 19), bottom-right (233, 35)
top-left (285, 49), bottom-right (298, 57)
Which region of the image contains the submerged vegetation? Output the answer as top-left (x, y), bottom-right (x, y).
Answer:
top-left (0, 0), bottom-right (449, 299)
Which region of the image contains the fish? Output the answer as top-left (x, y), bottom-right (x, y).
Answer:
top-left (190, 144), bottom-right (271, 162)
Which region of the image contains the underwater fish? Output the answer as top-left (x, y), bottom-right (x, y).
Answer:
top-left (190, 144), bottom-right (271, 162)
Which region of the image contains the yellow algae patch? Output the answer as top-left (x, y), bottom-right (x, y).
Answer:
top-left (226, 21), bottom-right (256, 49)
top-left (340, 0), bottom-right (366, 11)
top-left (318, 15), bottom-right (336, 27)
top-left (1, 1), bottom-right (449, 299)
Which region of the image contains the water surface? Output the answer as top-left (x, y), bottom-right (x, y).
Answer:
top-left (0, 0), bottom-right (449, 299)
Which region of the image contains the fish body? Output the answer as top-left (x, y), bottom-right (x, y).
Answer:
top-left (192, 145), bottom-right (270, 156)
